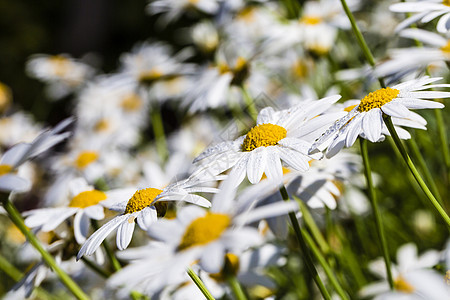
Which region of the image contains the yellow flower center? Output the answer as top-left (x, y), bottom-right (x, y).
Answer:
top-left (49, 55), bottom-right (70, 77)
top-left (242, 123), bottom-right (287, 152)
top-left (178, 213), bottom-right (231, 251)
top-left (445, 270), bottom-right (450, 285)
top-left (394, 275), bottom-right (415, 293)
top-left (75, 151), bottom-right (99, 169)
top-left (300, 16), bottom-right (322, 25)
top-left (440, 40), bottom-right (450, 53)
top-left (291, 60), bottom-right (308, 79)
top-left (124, 188), bottom-right (163, 214)
top-left (358, 87), bottom-right (400, 112)
top-left (0, 82), bottom-right (12, 113)
top-left (69, 190), bottom-right (107, 208)
top-left (0, 164), bottom-right (12, 176)
top-left (120, 94), bottom-right (142, 112)
top-left (139, 68), bottom-right (163, 83)
top-left (210, 253), bottom-right (240, 281)
top-left (94, 119), bottom-right (110, 132)
top-left (444, 0), bottom-right (450, 7)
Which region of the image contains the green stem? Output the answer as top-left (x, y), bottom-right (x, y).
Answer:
top-left (279, 186), bottom-right (332, 300)
top-left (0, 195), bottom-right (89, 300)
top-left (241, 85), bottom-right (258, 123)
top-left (301, 228), bottom-right (350, 300)
top-left (186, 267), bottom-right (215, 300)
top-left (339, 0), bottom-right (385, 88)
top-left (150, 103), bottom-right (169, 163)
top-left (81, 257), bottom-right (110, 278)
top-left (359, 138), bottom-right (394, 290)
top-left (384, 116), bottom-right (450, 227)
top-left (91, 220), bottom-right (122, 272)
top-left (227, 275), bottom-right (248, 300)
top-left (435, 109), bottom-right (450, 179)
top-left (407, 137), bottom-right (443, 205)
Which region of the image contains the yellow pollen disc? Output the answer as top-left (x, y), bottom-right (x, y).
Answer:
top-left (210, 253), bottom-right (240, 281)
top-left (178, 213), bottom-right (231, 251)
top-left (242, 123), bottom-right (287, 152)
top-left (300, 16), bottom-right (322, 25)
top-left (139, 68), bottom-right (163, 82)
top-left (234, 56), bottom-right (247, 71)
top-left (75, 151), bottom-right (99, 169)
top-left (124, 188), bottom-right (163, 214)
top-left (444, 0), bottom-right (450, 7)
top-left (394, 276), bottom-right (415, 293)
top-left (121, 94), bottom-right (142, 111)
top-left (292, 60), bottom-right (308, 79)
top-left (358, 87), bottom-right (400, 112)
top-left (0, 164), bottom-right (12, 176)
top-left (69, 190), bottom-right (107, 208)
top-left (237, 7), bottom-right (255, 22)
top-left (0, 82), bottom-right (12, 113)
top-left (94, 119), bottom-right (109, 132)
top-left (445, 270), bottom-right (450, 285)
top-left (440, 40), bottom-right (450, 53)
top-left (49, 55), bottom-right (70, 77)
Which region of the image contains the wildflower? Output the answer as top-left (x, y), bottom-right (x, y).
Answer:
top-left (146, 0), bottom-right (220, 24)
top-left (24, 178), bottom-right (110, 244)
top-left (390, 0), bottom-right (450, 33)
top-left (194, 95), bottom-right (344, 187)
top-left (310, 77), bottom-right (448, 157)
top-left (0, 118), bottom-right (72, 193)
top-left (77, 174), bottom-right (220, 258)
top-left (106, 178), bottom-right (297, 296)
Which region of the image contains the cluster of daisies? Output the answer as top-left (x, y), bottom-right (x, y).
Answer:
top-left (1, 0), bottom-right (450, 299)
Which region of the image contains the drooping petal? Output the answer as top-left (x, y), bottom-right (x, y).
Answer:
top-left (116, 217), bottom-right (136, 250)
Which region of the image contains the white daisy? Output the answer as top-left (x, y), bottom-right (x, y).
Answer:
top-left (76, 173), bottom-right (220, 258)
top-left (375, 28), bottom-right (450, 79)
top-left (360, 243), bottom-right (449, 300)
top-left (146, 0), bottom-right (220, 24)
top-left (0, 118), bottom-right (72, 193)
top-left (194, 95), bottom-right (345, 187)
top-left (390, 0), bottom-right (450, 33)
top-left (106, 178), bottom-right (297, 296)
top-left (23, 177), bottom-right (109, 244)
top-left (310, 77), bottom-right (448, 157)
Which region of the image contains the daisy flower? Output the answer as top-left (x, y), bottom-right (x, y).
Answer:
top-left (375, 28), bottom-right (450, 79)
top-left (0, 118), bottom-right (72, 193)
top-left (360, 243), bottom-right (449, 299)
top-left (194, 95), bottom-right (344, 187)
top-left (23, 178), bottom-right (109, 244)
top-left (146, 0), bottom-right (220, 25)
top-left (76, 173), bottom-right (221, 258)
top-left (390, 0), bottom-right (450, 33)
top-left (310, 77), bottom-right (448, 157)
top-left (106, 178), bottom-right (297, 296)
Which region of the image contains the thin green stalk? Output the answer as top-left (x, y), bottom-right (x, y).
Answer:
top-left (227, 275), bottom-right (248, 300)
top-left (186, 267), bottom-right (215, 300)
top-left (150, 104), bottom-right (169, 163)
top-left (301, 228), bottom-right (350, 300)
top-left (81, 257), bottom-right (110, 278)
top-left (0, 194), bottom-right (89, 300)
top-left (241, 85), bottom-right (258, 123)
top-left (384, 116), bottom-right (450, 227)
top-left (295, 197), bottom-right (331, 255)
top-left (339, 0), bottom-right (386, 88)
top-left (407, 137), bottom-right (443, 205)
top-left (359, 138), bottom-right (394, 290)
top-left (435, 108), bottom-right (450, 173)
top-left (279, 186), bottom-right (332, 300)
top-left (91, 220), bottom-right (122, 272)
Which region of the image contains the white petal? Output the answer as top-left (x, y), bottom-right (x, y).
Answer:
top-left (227, 154), bottom-right (249, 187)
top-left (264, 150), bottom-right (283, 185)
top-left (278, 148), bottom-right (309, 172)
top-left (381, 102), bottom-right (411, 118)
top-left (362, 109), bottom-right (383, 143)
top-left (398, 98), bottom-right (444, 109)
top-left (0, 175), bottom-right (31, 193)
top-left (0, 143), bottom-right (30, 167)
top-left (84, 205), bottom-right (105, 220)
top-left (74, 211), bottom-right (90, 244)
top-left (77, 214), bottom-right (128, 259)
top-left (200, 242), bottom-right (225, 273)
top-left (41, 208), bottom-right (78, 232)
top-left (437, 12), bottom-right (450, 33)
top-left (136, 206), bottom-right (157, 231)
top-left (116, 217), bottom-right (136, 250)
top-left (247, 148), bottom-right (266, 184)
top-left (345, 115), bottom-right (363, 148)
top-left (257, 107), bottom-right (276, 124)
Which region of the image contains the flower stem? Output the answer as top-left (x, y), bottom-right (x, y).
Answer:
top-left (187, 267), bottom-right (215, 300)
top-left (241, 85), bottom-right (258, 123)
top-left (339, 0), bottom-right (386, 88)
top-left (384, 116), bottom-right (450, 227)
top-left (0, 194), bottom-right (90, 300)
top-left (301, 227), bottom-right (350, 300)
top-left (227, 274), bottom-right (248, 300)
top-left (279, 186), bottom-right (332, 300)
top-left (150, 103), bottom-right (169, 163)
top-left (435, 108), bottom-right (450, 185)
top-left (81, 257), bottom-right (110, 278)
top-left (359, 138), bottom-right (394, 290)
